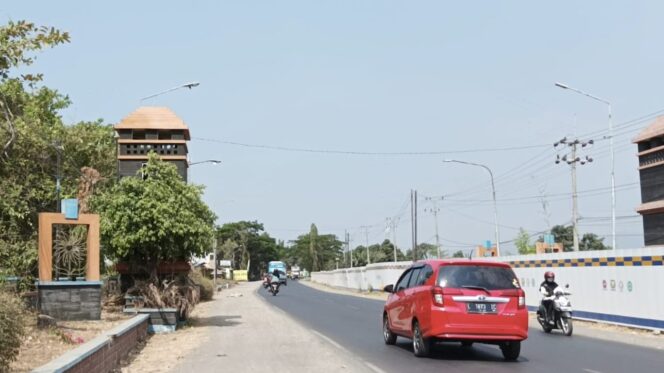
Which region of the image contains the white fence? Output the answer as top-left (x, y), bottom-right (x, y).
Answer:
top-left (311, 247), bottom-right (664, 331)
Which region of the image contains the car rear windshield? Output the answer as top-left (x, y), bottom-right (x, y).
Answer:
top-left (437, 265), bottom-right (519, 290)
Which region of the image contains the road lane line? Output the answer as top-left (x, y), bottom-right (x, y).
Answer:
top-left (311, 330), bottom-right (345, 351)
top-left (364, 361), bottom-right (387, 373)
top-left (346, 304), bottom-right (360, 310)
top-left (584, 369), bottom-right (602, 373)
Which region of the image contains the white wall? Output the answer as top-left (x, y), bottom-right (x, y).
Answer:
top-left (312, 261), bottom-right (412, 292)
top-left (311, 248), bottom-right (664, 330)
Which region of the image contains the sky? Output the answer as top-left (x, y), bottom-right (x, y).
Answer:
top-left (4, 1), bottom-right (664, 255)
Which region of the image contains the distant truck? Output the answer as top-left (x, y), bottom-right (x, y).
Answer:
top-left (290, 265), bottom-right (301, 280)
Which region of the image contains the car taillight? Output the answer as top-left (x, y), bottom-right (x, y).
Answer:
top-left (517, 289), bottom-right (525, 309)
top-left (432, 286), bottom-right (444, 306)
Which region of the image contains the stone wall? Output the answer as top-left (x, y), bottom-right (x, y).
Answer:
top-left (38, 281), bottom-right (102, 320)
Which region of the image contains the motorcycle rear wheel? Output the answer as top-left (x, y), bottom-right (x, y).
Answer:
top-left (537, 315), bottom-right (553, 333)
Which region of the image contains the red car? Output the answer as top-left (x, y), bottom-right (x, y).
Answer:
top-left (382, 259), bottom-right (528, 360)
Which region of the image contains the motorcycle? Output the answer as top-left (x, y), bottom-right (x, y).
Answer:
top-left (268, 278), bottom-right (280, 296)
top-left (537, 285), bottom-right (573, 336)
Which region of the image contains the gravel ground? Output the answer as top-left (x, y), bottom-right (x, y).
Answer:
top-left (11, 311), bottom-right (131, 372)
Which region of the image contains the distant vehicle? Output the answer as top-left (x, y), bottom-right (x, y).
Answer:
top-left (267, 261), bottom-right (288, 285)
top-left (382, 259), bottom-right (527, 360)
top-left (290, 265), bottom-right (301, 280)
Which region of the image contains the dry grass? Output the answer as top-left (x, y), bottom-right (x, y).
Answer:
top-left (9, 310), bottom-right (131, 373)
top-left (117, 290), bottom-right (220, 373)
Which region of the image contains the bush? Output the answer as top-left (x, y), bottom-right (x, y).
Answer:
top-left (0, 291), bottom-right (26, 372)
top-left (189, 270), bottom-right (214, 302)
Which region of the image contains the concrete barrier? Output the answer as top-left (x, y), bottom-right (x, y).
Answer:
top-left (311, 247), bottom-right (664, 331)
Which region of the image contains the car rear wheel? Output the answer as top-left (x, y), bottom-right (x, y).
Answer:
top-left (412, 321), bottom-right (431, 357)
top-left (500, 341), bottom-right (521, 361)
top-left (383, 315), bottom-right (397, 345)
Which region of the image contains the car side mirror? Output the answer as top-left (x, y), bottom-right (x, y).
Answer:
top-left (383, 284), bottom-right (394, 293)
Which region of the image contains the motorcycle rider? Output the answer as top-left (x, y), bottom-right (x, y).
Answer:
top-left (539, 271), bottom-right (559, 324)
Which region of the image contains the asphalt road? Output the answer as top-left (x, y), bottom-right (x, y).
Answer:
top-left (258, 281), bottom-right (663, 373)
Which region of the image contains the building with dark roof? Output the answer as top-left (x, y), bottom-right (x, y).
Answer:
top-left (634, 116), bottom-right (664, 245)
top-left (114, 107), bottom-right (190, 180)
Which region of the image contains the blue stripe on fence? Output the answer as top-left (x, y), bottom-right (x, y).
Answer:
top-left (526, 306), bottom-right (664, 330)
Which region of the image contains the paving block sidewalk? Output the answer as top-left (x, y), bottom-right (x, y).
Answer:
top-left (170, 282), bottom-right (372, 373)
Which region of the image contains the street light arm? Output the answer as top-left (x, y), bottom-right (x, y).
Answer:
top-left (140, 81), bottom-right (201, 102)
top-left (189, 160), bottom-right (222, 166)
top-left (554, 82), bottom-right (610, 105)
top-left (443, 159), bottom-right (493, 178)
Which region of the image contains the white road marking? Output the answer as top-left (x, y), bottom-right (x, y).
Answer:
top-left (584, 369), bottom-right (602, 373)
top-left (364, 361), bottom-right (387, 373)
top-left (346, 304), bottom-right (360, 310)
top-left (311, 330), bottom-right (345, 351)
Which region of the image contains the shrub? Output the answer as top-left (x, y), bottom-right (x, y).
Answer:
top-left (189, 270), bottom-right (214, 302)
top-left (0, 291), bottom-right (26, 371)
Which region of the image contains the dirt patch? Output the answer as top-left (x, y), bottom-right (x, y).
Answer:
top-left (10, 310), bottom-right (131, 372)
top-left (117, 288), bottom-right (228, 373)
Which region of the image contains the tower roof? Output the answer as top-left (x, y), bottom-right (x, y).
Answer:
top-left (114, 107), bottom-right (190, 140)
top-left (633, 116), bottom-right (664, 143)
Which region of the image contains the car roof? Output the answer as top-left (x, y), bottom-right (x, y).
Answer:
top-left (412, 259), bottom-right (511, 268)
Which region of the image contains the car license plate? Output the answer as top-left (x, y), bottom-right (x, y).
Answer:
top-left (466, 302), bottom-right (497, 314)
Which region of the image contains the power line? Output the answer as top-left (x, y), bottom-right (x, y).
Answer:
top-left (191, 137), bottom-right (549, 156)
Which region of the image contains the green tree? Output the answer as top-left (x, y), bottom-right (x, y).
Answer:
top-left (290, 226), bottom-right (343, 272)
top-left (549, 225), bottom-right (575, 252)
top-left (1, 20), bottom-right (70, 159)
top-left (91, 153), bottom-right (216, 280)
top-left (538, 225), bottom-right (610, 252)
top-left (0, 21), bottom-right (114, 288)
top-left (309, 224), bottom-right (319, 271)
top-left (515, 228), bottom-right (535, 255)
top-left (404, 243), bottom-right (439, 261)
top-left (452, 250), bottom-right (465, 258)
top-left (580, 233), bottom-right (611, 251)
top-left (216, 221), bottom-right (284, 280)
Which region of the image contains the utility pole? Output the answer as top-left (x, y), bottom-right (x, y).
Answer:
top-left (53, 142), bottom-right (63, 212)
top-left (554, 137), bottom-right (594, 251)
top-left (386, 217), bottom-right (400, 262)
top-left (348, 233), bottom-right (354, 268)
top-left (390, 217), bottom-right (400, 262)
top-left (425, 196), bottom-right (444, 258)
top-left (344, 230), bottom-right (350, 268)
top-left (411, 190), bottom-right (418, 261)
top-left (554, 82), bottom-right (615, 250)
top-left (212, 238), bottom-right (217, 290)
top-left (360, 226), bottom-right (371, 265)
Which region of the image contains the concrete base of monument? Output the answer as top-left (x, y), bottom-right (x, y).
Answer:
top-left (37, 281), bottom-right (102, 320)
top-left (124, 307), bottom-right (180, 333)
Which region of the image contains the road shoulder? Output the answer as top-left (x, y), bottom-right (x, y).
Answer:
top-left (169, 281), bottom-right (373, 373)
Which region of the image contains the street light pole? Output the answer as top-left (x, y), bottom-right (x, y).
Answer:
top-left (140, 81), bottom-right (200, 102)
top-left (443, 160), bottom-right (500, 256)
top-left (555, 82), bottom-right (615, 250)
